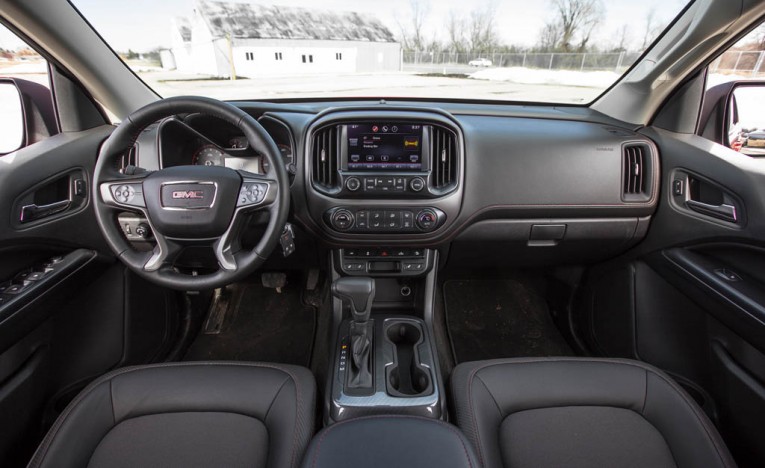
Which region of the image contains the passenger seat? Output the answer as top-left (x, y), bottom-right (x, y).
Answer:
top-left (451, 357), bottom-right (736, 468)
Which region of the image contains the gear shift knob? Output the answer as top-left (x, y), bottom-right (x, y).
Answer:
top-left (332, 277), bottom-right (375, 323)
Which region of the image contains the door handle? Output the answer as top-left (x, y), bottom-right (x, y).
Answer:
top-left (686, 200), bottom-right (738, 223)
top-left (20, 199), bottom-right (71, 223)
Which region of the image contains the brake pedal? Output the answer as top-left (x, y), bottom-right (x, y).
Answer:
top-left (262, 272), bottom-right (288, 293)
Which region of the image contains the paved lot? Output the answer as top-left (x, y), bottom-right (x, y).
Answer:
top-left (140, 70), bottom-right (602, 104)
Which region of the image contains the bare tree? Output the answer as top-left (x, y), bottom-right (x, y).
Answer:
top-left (413, 0), bottom-right (432, 51)
top-left (539, 22), bottom-right (562, 51)
top-left (641, 9), bottom-right (658, 49)
top-left (548, 0), bottom-right (604, 52)
top-left (467, 2), bottom-right (500, 53)
top-left (396, 0), bottom-right (430, 52)
top-left (446, 10), bottom-right (467, 53)
top-left (612, 24), bottom-right (630, 52)
top-left (393, 0), bottom-right (429, 51)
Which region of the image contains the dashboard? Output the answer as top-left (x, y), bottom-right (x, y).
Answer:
top-left (128, 100), bottom-right (661, 270)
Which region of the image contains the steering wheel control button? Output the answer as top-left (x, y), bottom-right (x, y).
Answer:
top-left (112, 185), bottom-right (135, 203)
top-left (109, 183), bottom-right (145, 207)
top-left (331, 209), bottom-right (355, 231)
top-left (416, 209), bottom-right (438, 231)
top-left (135, 223), bottom-right (152, 239)
top-left (409, 177), bottom-right (425, 192)
top-left (345, 177), bottom-right (361, 192)
top-left (238, 182), bottom-right (269, 207)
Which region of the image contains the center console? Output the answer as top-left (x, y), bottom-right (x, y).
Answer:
top-left (327, 275), bottom-right (443, 423)
top-left (304, 110), bottom-right (463, 241)
top-left (308, 111), bottom-right (457, 424)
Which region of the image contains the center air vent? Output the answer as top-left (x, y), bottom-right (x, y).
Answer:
top-left (431, 126), bottom-right (458, 189)
top-left (312, 125), bottom-right (339, 189)
top-left (622, 143), bottom-right (653, 202)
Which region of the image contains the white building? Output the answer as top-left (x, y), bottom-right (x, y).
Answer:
top-left (164, 0), bottom-right (402, 77)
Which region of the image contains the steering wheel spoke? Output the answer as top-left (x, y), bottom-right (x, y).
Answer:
top-left (143, 233), bottom-right (184, 272)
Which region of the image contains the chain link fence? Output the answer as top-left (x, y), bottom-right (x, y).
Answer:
top-left (403, 51), bottom-right (643, 73)
top-left (711, 50), bottom-right (765, 76)
top-left (404, 50), bottom-right (765, 76)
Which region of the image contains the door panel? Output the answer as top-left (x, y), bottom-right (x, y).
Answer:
top-left (0, 126), bottom-right (182, 467)
top-left (581, 128), bottom-right (765, 467)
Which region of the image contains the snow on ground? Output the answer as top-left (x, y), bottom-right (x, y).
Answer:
top-left (0, 61), bottom-right (48, 74)
top-left (469, 67), bottom-right (620, 88)
top-left (707, 73), bottom-right (749, 88)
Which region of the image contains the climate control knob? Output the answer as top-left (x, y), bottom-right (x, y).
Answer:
top-left (331, 209), bottom-right (355, 231)
top-left (416, 209), bottom-right (438, 231)
top-left (345, 177), bottom-right (361, 192)
top-left (409, 177), bottom-right (425, 192)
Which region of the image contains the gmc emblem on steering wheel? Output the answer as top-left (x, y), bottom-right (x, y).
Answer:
top-left (160, 183), bottom-right (216, 209)
top-left (172, 190), bottom-right (205, 200)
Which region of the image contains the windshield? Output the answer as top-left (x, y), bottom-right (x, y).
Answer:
top-left (71, 0), bottom-right (691, 104)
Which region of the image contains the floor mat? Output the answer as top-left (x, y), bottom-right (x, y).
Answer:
top-left (184, 280), bottom-right (316, 366)
top-left (444, 279), bottom-right (573, 363)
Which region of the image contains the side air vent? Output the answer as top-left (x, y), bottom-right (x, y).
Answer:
top-left (431, 126), bottom-right (458, 189)
top-left (312, 125), bottom-right (339, 189)
top-left (622, 143), bottom-right (653, 201)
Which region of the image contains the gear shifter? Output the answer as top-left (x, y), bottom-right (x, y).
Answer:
top-left (332, 277), bottom-right (375, 390)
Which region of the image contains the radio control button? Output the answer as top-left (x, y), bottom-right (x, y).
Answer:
top-left (346, 177), bottom-right (361, 192)
top-left (410, 177), bottom-right (425, 192)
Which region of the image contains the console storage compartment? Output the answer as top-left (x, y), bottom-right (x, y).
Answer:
top-left (305, 416), bottom-right (479, 468)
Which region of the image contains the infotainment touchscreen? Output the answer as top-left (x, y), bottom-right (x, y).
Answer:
top-left (346, 123), bottom-right (423, 171)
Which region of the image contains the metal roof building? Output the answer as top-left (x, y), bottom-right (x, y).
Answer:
top-left (166, 0), bottom-right (401, 77)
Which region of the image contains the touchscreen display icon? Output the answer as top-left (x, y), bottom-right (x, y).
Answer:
top-left (404, 136), bottom-right (419, 148)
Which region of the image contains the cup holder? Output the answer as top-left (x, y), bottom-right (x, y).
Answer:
top-left (386, 322), bottom-right (432, 396)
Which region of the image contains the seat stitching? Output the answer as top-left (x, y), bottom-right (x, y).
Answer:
top-left (28, 361), bottom-right (307, 468)
top-left (263, 377), bottom-right (290, 422)
top-left (641, 369), bottom-right (648, 415)
top-left (109, 379), bottom-right (116, 426)
top-left (459, 357), bottom-right (733, 468)
top-left (466, 365), bottom-right (488, 468)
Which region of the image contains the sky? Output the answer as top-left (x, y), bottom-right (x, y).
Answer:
top-left (57, 0), bottom-right (689, 53)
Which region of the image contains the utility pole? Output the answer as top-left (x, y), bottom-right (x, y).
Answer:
top-left (226, 33), bottom-right (237, 80)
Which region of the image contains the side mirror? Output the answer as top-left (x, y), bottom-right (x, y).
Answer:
top-left (0, 78), bottom-right (57, 156)
top-left (726, 84), bottom-right (765, 156)
top-left (701, 80), bottom-right (765, 156)
top-left (0, 82), bottom-right (25, 154)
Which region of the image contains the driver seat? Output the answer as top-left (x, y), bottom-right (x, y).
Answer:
top-left (26, 362), bottom-right (316, 468)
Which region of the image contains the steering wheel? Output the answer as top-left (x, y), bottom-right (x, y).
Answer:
top-left (93, 96), bottom-right (290, 290)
